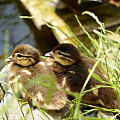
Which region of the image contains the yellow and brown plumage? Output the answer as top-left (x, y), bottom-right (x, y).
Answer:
top-left (45, 43), bottom-right (120, 109)
top-left (7, 44), bottom-right (68, 110)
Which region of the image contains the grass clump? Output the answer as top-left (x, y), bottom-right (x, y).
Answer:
top-left (72, 12), bottom-right (120, 119)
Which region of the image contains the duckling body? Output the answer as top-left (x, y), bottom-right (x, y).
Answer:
top-left (46, 43), bottom-right (120, 109)
top-left (63, 56), bottom-right (120, 108)
top-left (7, 44), bottom-right (68, 110)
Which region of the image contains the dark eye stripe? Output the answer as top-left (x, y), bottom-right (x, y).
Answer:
top-left (16, 54), bottom-right (32, 58)
top-left (17, 54), bottom-right (22, 57)
top-left (59, 52), bottom-right (74, 59)
top-left (58, 51), bottom-right (62, 55)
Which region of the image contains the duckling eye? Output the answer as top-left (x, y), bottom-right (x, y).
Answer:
top-left (57, 51), bottom-right (62, 55)
top-left (17, 54), bottom-right (22, 57)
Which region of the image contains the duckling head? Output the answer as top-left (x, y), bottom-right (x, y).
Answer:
top-left (45, 43), bottom-right (80, 66)
top-left (6, 44), bottom-right (41, 66)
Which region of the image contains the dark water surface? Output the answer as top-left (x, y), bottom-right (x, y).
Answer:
top-left (0, 0), bottom-right (35, 69)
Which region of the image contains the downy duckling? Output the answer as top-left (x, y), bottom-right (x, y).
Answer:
top-left (7, 44), bottom-right (68, 110)
top-left (45, 43), bottom-right (120, 109)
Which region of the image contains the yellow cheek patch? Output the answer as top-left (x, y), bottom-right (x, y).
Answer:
top-left (13, 53), bottom-right (36, 66)
top-left (15, 58), bottom-right (36, 66)
top-left (55, 57), bottom-right (76, 66)
top-left (53, 50), bottom-right (76, 65)
top-left (16, 60), bottom-right (32, 66)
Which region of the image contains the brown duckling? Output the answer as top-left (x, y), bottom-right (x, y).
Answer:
top-left (7, 44), bottom-right (68, 110)
top-left (45, 43), bottom-right (120, 109)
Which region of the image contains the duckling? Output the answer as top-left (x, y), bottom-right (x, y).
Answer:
top-left (45, 43), bottom-right (120, 109)
top-left (6, 44), bottom-right (68, 110)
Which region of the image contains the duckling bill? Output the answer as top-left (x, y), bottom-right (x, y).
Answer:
top-left (45, 43), bottom-right (120, 109)
top-left (7, 44), bottom-right (68, 110)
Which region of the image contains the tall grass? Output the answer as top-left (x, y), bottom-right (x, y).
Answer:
top-left (73, 12), bottom-right (120, 119)
top-left (4, 30), bottom-right (9, 66)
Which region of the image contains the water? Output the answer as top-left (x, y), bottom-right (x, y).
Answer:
top-left (0, 1), bottom-right (35, 69)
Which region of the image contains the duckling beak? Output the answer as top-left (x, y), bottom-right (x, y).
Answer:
top-left (45, 52), bottom-right (54, 58)
top-left (5, 56), bottom-right (14, 62)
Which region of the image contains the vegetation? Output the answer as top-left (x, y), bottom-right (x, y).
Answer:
top-left (0, 11), bottom-right (120, 120)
